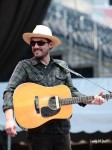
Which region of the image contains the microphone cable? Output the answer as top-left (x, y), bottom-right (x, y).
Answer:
top-left (58, 63), bottom-right (112, 94)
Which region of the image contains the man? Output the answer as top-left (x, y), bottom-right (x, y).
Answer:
top-left (3, 25), bottom-right (105, 150)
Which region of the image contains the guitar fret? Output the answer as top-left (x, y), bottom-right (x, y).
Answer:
top-left (102, 94), bottom-right (111, 100)
top-left (59, 95), bottom-right (108, 106)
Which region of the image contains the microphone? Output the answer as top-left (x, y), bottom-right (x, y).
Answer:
top-left (58, 63), bottom-right (111, 94)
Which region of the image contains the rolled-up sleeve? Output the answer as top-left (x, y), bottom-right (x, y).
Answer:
top-left (3, 61), bottom-right (27, 112)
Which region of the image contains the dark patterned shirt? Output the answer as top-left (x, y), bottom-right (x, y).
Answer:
top-left (3, 57), bottom-right (85, 133)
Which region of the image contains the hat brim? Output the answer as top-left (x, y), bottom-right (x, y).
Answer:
top-left (22, 33), bottom-right (61, 47)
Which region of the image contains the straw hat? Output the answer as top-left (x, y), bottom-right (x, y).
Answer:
top-left (22, 25), bottom-right (61, 46)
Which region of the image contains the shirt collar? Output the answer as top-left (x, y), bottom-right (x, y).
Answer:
top-left (30, 57), bottom-right (56, 66)
top-left (30, 57), bottom-right (40, 65)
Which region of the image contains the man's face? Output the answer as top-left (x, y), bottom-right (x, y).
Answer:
top-left (30, 37), bottom-right (53, 59)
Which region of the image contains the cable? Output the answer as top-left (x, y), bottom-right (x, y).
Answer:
top-left (58, 63), bottom-right (112, 94)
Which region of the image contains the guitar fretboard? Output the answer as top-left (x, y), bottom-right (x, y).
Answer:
top-left (59, 94), bottom-right (112, 105)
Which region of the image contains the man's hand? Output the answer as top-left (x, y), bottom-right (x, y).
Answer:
top-left (5, 109), bottom-right (17, 137)
top-left (6, 119), bottom-right (17, 137)
top-left (91, 91), bottom-right (105, 105)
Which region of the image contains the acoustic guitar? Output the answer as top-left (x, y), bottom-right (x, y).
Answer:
top-left (13, 82), bottom-right (112, 129)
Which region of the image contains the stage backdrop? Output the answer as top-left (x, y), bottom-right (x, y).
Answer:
top-left (0, 0), bottom-right (51, 81)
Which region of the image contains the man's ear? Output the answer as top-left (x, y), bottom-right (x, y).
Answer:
top-left (49, 42), bottom-right (54, 49)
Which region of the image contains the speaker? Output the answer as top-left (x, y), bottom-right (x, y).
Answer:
top-left (109, 0), bottom-right (112, 5)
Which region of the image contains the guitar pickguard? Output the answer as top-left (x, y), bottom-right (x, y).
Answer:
top-left (41, 107), bottom-right (60, 118)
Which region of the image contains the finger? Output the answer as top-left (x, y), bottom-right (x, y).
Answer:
top-left (12, 126), bottom-right (17, 135)
top-left (6, 127), bottom-right (17, 137)
top-left (6, 128), bottom-right (11, 134)
top-left (98, 91), bottom-right (104, 96)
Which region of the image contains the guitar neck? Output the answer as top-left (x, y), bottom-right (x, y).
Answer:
top-left (59, 94), bottom-right (112, 105)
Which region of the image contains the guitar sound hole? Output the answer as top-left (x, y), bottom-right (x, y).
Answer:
top-left (49, 96), bottom-right (60, 110)
top-left (41, 107), bottom-right (60, 118)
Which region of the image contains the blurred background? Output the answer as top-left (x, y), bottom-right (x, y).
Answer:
top-left (0, 0), bottom-right (112, 150)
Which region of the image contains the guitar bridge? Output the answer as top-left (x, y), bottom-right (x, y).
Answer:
top-left (34, 96), bottom-right (40, 113)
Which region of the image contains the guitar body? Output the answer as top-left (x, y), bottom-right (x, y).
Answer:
top-left (13, 83), bottom-right (72, 129)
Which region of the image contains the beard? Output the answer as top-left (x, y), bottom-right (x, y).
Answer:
top-left (32, 48), bottom-right (49, 59)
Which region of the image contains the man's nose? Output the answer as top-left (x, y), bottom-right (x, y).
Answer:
top-left (34, 43), bottom-right (39, 48)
